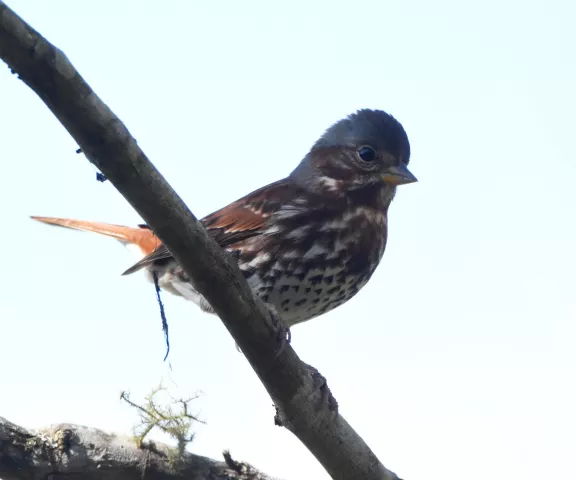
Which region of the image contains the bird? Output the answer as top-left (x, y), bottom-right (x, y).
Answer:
top-left (32, 109), bottom-right (416, 328)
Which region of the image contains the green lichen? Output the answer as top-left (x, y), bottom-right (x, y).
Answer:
top-left (120, 384), bottom-right (203, 461)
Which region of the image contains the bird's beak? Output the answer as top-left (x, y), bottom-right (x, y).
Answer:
top-left (380, 163), bottom-right (418, 185)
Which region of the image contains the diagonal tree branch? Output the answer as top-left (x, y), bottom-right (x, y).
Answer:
top-left (0, 3), bottom-right (401, 479)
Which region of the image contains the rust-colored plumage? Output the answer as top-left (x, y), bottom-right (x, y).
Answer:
top-left (30, 216), bottom-right (161, 256)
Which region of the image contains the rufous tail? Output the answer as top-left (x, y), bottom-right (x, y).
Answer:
top-left (30, 216), bottom-right (161, 256)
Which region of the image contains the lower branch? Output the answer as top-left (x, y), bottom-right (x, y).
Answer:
top-left (0, 416), bottom-right (278, 480)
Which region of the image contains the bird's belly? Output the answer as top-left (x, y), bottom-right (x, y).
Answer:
top-left (247, 262), bottom-right (374, 327)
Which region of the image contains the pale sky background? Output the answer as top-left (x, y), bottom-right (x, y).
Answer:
top-left (1, 1), bottom-right (575, 479)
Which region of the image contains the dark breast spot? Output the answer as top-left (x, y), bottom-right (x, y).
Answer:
top-left (309, 274), bottom-right (324, 285)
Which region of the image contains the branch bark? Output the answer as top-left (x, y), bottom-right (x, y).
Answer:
top-left (0, 3), bottom-right (401, 479)
top-left (0, 416), bottom-right (278, 480)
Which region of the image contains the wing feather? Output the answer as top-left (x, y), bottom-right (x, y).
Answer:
top-left (122, 178), bottom-right (295, 275)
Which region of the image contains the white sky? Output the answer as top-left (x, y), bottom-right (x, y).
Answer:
top-left (1, 1), bottom-right (575, 479)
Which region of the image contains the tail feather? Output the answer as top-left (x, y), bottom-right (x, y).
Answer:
top-left (30, 216), bottom-right (161, 257)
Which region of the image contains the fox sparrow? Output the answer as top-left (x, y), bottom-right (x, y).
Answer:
top-left (33, 109), bottom-right (416, 327)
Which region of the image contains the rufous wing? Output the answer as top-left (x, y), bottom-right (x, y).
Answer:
top-left (121, 178), bottom-right (295, 275)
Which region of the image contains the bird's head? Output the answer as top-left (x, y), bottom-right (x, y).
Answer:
top-left (290, 109), bottom-right (416, 198)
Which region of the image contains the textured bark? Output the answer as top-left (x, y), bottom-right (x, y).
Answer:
top-left (0, 3), bottom-right (401, 479)
top-left (0, 416), bottom-right (277, 480)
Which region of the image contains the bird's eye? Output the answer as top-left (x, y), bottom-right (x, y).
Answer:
top-left (358, 146), bottom-right (376, 162)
